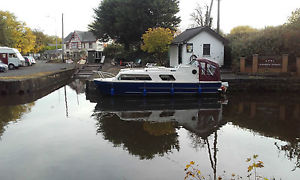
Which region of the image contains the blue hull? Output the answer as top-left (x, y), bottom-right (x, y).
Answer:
top-left (94, 81), bottom-right (221, 96)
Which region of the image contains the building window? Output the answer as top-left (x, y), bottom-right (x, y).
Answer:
top-left (203, 44), bottom-right (210, 56)
top-left (71, 42), bottom-right (78, 49)
top-left (186, 43), bottom-right (193, 53)
top-left (89, 42), bottom-right (93, 49)
top-left (82, 43), bottom-right (85, 48)
top-left (159, 75), bottom-right (176, 81)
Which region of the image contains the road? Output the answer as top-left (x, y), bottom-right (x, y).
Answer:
top-left (0, 61), bottom-right (75, 77)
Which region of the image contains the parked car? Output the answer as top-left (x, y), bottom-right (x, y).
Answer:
top-left (0, 60), bottom-right (8, 72)
top-left (0, 47), bottom-right (25, 69)
top-left (24, 56), bottom-right (36, 65)
top-left (23, 56), bottom-right (32, 66)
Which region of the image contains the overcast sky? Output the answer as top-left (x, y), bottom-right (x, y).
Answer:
top-left (1, 0), bottom-right (300, 36)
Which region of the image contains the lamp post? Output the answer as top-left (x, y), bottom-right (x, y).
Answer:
top-left (62, 13), bottom-right (64, 63)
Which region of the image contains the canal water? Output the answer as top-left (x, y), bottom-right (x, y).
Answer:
top-left (0, 80), bottom-right (299, 180)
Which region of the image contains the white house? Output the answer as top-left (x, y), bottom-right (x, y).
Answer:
top-left (64, 31), bottom-right (107, 63)
top-left (169, 27), bottom-right (227, 67)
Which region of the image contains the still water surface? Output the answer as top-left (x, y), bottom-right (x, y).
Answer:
top-left (0, 80), bottom-right (299, 180)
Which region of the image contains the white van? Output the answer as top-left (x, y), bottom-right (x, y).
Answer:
top-left (0, 47), bottom-right (25, 69)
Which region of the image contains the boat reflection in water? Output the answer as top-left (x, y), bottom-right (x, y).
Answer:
top-left (93, 96), bottom-right (226, 160)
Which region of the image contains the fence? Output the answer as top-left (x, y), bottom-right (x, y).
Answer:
top-left (240, 54), bottom-right (300, 76)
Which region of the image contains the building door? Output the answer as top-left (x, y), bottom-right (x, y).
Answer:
top-left (178, 44), bottom-right (182, 64)
top-left (88, 50), bottom-right (95, 63)
top-left (0, 53), bottom-right (8, 64)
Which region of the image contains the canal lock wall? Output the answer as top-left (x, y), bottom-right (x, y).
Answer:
top-left (225, 78), bottom-right (300, 93)
top-left (0, 69), bottom-right (75, 96)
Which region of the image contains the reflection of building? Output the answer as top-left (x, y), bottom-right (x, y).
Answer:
top-left (68, 79), bottom-right (86, 94)
top-left (64, 31), bottom-right (105, 63)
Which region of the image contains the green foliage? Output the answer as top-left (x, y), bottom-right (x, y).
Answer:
top-left (89, 0), bottom-right (180, 48)
top-left (42, 45), bottom-right (62, 51)
top-left (103, 43), bottom-right (125, 59)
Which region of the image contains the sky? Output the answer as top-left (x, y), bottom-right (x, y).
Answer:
top-left (1, 0), bottom-right (300, 37)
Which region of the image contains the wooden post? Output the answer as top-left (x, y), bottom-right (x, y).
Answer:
top-left (252, 54), bottom-right (258, 73)
top-left (282, 54), bottom-right (288, 73)
top-left (240, 57), bottom-right (245, 73)
top-left (296, 57), bottom-right (300, 76)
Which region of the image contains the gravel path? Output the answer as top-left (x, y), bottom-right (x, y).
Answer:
top-left (0, 61), bottom-right (75, 77)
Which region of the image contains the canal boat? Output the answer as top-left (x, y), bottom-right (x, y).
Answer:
top-left (94, 58), bottom-right (228, 96)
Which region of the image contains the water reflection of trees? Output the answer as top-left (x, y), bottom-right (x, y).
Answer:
top-left (95, 113), bottom-right (179, 159)
top-left (223, 93), bottom-right (300, 170)
top-left (0, 103), bottom-right (35, 138)
top-left (93, 97), bottom-right (225, 160)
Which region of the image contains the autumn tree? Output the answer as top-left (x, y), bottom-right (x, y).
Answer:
top-left (141, 27), bottom-right (174, 65)
top-left (33, 30), bottom-right (62, 53)
top-left (89, 0), bottom-right (180, 49)
top-left (0, 11), bottom-right (36, 54)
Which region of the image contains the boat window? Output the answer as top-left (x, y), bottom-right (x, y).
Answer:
top-left (207, 64), bottom-right (216, 75)
top-left (200, 63), bottom-right (216, 76)
top-left (159, 111), bottom-right (175, 117)
top-left (118, 74), bottom-right (152, 81)
top-left (159, 75), bottom-right (176, 81)
top-left (200, 62), bottom-right (206, 75)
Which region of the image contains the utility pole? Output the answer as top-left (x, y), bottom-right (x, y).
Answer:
top-left (62, 13), bottom-right (64, 62)
top-left (217, 0), bottom-right (220, 33)
top-left (207, 0), bottom-right (214, 27)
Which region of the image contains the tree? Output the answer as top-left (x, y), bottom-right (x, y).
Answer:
top-left (15, 27), bottom-right (36, 54)
top-left (190, 3), bottom-right (212, 28)
top-left (33, 30), bottom-right (62, 53)
top-left (89, 0), bottom-right (180, 49)
top-left (141, 27), bottom-right (174, 65)
top-left (286, 8), bottom-right (300, 27)
top-left (0, 11), bottom-right (36, 54)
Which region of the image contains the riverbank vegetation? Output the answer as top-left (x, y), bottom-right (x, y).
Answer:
top-left (0, 11), bottom-right (61, 54)
top-left (89, 0), bottom-right (180, 64)
top-left (227, 8), bottom-right (300, 68)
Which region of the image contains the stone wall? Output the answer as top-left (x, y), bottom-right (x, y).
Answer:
top-left (240, 54), bottom-right (300, 75)
top-left (225, 78), bottom-right (300, 92)
top-left (0, 69), bottom-right (75, 95)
